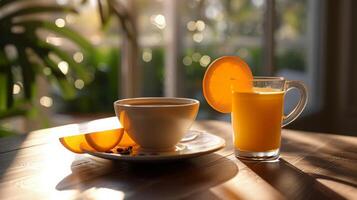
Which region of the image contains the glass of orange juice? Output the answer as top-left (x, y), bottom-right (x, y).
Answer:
top-left (231, 77), bottom-right (307, 161)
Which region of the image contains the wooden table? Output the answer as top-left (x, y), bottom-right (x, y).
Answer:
top-left (0, 117), bottom-right (356, 200)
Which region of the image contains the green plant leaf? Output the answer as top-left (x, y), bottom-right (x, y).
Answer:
top-left (15, 20), bottom-right (96, 62)
top-left (0, 73), bottom-right (7, 111)
top-left (97, 0), bottom-right (110, 26)
top-left (5, 66), bottom-right (13, 108)
top-left (36, 41), bottom-right (92, 82)
top-left (40, 55), bottom-right (76, 99)
top-left (0, 6), bottom-right (77, 22)
top-left (23, 36), bottom-right (87, 99)
top-left (0, 0), bottom-right (29, 8)
top-left (0, 106), bottom-right (27, 120)
top-left (0, 1), bottom-right (100, 122)
top-left (57, 79), bottom-right (76, 99)
top-left (0, 50), bottom-right (10, 111)
top-left (0, 126), bottom-right (15, 137)
top-left (29, 43), bottom-right (74, 97)
top-left (17, 47), bottom-right (36, 100)
top-left (107, 0), bottom-right (136, 41)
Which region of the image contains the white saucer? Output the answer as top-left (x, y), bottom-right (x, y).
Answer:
top-left (82, 130), bottom-right (225, 162)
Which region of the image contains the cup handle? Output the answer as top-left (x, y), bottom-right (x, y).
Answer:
top-left (282, 81), bottom-right (308, 127)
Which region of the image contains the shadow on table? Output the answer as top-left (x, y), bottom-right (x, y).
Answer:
top-left (0, 134), bottom-right (28, 187)
top-left (242, 158), bottom-right (347, 200)
top-left (281, 133), bottom-right (357, 189)
top-left (56, 153), bottom-right (238, 199)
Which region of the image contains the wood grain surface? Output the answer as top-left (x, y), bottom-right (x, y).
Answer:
top-left (0, 117), bottom-right (356, 200)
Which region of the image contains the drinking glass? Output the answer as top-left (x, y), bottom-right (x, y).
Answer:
top-left (231, 77), bottom-right (308, 161)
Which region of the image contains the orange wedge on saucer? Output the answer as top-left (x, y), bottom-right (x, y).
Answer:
top-left (59, 128), bottom-right (125, 153)
top-left (202, 56), bottom-right (253, 113)
top-left (59, 134), bottom-right (95, 154)
top-left (85, 128), bottom-right (124, 152)
top-left (117, 130), bottom-right (136, 147)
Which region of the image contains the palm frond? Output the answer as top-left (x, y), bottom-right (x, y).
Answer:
top-left (16, 47), bottom-right (35, 100)
top-left (96, 0), bottom-right (136, 41)
top-left (0, 6), bottom-right (77, 22)
top-left (14, 20), bottom-right (95, 56)
top-left (5, 63), bottom-right (14, 108)
top-left (39, 54), bottom-right (76, 99)
top-left (0, 0), bottom-right (137, 123)
top-left (97, 0), bottom-right (110, 26)
top-left (0, 73), bottom-right (7, 111)
top-left (0, 2), bottom-right (97, 116)
top-left (0, 50), bottom-right (11, 111)
top-left (37, 41), bottom-right (92, 82)
top-left (0, 105), bottom-right (27, 120)
top-left (0, 0), bottom-right (29, 8)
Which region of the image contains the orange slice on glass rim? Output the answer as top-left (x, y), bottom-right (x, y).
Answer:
top-left (202, 56), bottom-right (253, 113)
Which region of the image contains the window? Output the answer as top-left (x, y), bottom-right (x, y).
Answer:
top-left (131, 0), bottom-right (320, 120)
top-left (58, 0), bottom-right (322, 121)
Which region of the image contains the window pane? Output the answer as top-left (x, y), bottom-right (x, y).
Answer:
top-left (275, 0), bottom-right (313, 113)
top-left (275, 0), bottom-right (308, 74)
top-left (137, 0), bottom-right (165, 97)
top-left (180, 0), bottom-right (264, 119)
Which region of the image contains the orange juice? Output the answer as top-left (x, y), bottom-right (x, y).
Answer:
top-left (232, 87), bottom-right (284, 152)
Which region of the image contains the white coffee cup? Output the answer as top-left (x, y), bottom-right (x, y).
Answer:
top-left (114, 97), bottom-right (199, 151)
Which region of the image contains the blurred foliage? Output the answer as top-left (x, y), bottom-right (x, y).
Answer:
top-left (141, 48), bottom-right (164, 97)
top-left (0, 0), bottom-right (135, 136)
top-left (57, 0), bottom-right (137, 114)
top-left (225, 0), bottom-right (264, 36)
top-left (276, 0), bottom-right (307, 35)
top-left (0, 0), bottom-right (96, 121)
top-left (57, 47), bottom-right (120, 113)
top-left (59, 47), bottom-right (165, 113)
top-left (95, 0), bottom-right (136, 42)
top-left (0, 126), bottom-right (14, 137)
top-left (276, 49), bottom-right (306, 72)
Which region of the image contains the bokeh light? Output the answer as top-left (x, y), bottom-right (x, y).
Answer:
top-left (199, 55), bottom-right (211, 67)
top-left (73, 52), bottom-right (84, 63)
top-left (192, 52), bottom-right (201, 62)
top-left (196, 20), bottom-right (205, 31)
top-left (56, 0), bottom-right (68, 5)
top-left (150, 14), bottom-right (166, 29)
top-left (186, 21), bottom-right (196, 31)
top-left (74, 79), bottom-right (85, 89)
top-left (12, 84), bottom-right (21, 94)
top-left (55, 18), bottom-right (66, 28)
top-left (46, 36), bottom-right (63, 46)
top-left (40, 96), bottom-right (53, 108)
top-left (193, 33), bottom-right (203, 43)
top-left (183, 56), bottom-right (192, 66)
top-left (58, 61), bottom-right (69, 75)
top-left (43, 67), bottom-right (52, 76)
top-left (142, 48), bottom-right (152, 62)
top-left (65, 14), bottom-right (75, 24)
